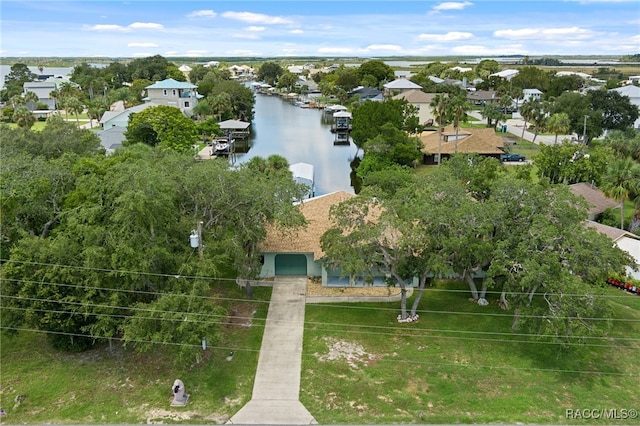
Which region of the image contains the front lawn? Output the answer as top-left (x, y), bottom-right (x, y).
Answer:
top-left (301, 280), bottom-right (640, 424)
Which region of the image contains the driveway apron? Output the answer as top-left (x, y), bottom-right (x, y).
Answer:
top-left (227, 276), bottom-right (317, 425)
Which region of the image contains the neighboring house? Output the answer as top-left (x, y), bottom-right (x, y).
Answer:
top-left (23, 76), bottom-right (74, 110)
top-left (568, 182), bottom-right (620, 221)
top-left (143, 79), bottom-right (201, 116)
top-left (420, 125), bottom-right (505, 165)
top-left (383, 78), bottom-right (422, 97)
top-left (259, 191), bottom-right (409, 286)
top-left (99, 102), bottom-right (158, 129)
top-left (391, 89), bottom-right (437, 127)
top-left (97, 126), bottom-right (126, 155)
top-left (490, 69), bottom-right (519, 80)
top-left (608, 85), bottom-right (640, 129)
top-left (521, 88), bottom-right (543, 103)
top-left (586, 221), bottom-right (640, 280)
top-left (349, 86), bottom-right (383, 102)
top-left (467, 89), bottom-right (497, 106)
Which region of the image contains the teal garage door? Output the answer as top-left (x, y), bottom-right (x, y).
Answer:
top-left (275, 254), bottom-right (307, 275)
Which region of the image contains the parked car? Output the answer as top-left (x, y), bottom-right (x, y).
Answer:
top-left (500, 153), bottom-right (526, 162)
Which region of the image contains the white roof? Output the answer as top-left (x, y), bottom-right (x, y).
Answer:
top-left (490, 69), bottom-right (519, 80)
top-left (384, 78), bottom-right (423, 90)
top-left (218, 119), bottom-right (251, 130)
top-left (178, 64), bottom-right (192, 72)
top-left (609, 85), bottom-right (640, 99)
top-left (289, 162), bottom-right (314, 182)
top-left (333, 111), bottom-right (352, 118)
top-left (618, 236), bottom-right (640, 280)
top-left (556, 71), bottom-right (591, 79)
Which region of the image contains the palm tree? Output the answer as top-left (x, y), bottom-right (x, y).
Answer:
top-left (9, 95), bottom-right (24, 108)
top-left (23, 91), bottom-right (39, 109)
top-left (12, 106), bottom-right (35, 129)
top-left (209, 93), bottom-right (232, 121)
top-left (520, 98), bottom-right (542, 142)
top-left (192, 98), bottom-right (213, 121)
top-left (64, 97), bottom-right (84, 124)
top-left (430, 93), bottom-right (451, 165)
top-left (546, 113), bottom-right (571, 144)
top-left (450, 95), bottom-right (471, 153)
top-left (601, 158), bottom-right (640, 230)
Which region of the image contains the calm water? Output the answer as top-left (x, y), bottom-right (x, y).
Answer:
top-left (237, 93), bottom-right (360, 195)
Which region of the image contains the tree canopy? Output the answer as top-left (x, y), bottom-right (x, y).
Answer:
top-left (124, 105), bottom-right (198, 152)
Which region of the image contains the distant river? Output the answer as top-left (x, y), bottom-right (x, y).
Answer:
top-left (237, 93), bottom-right (360, 195)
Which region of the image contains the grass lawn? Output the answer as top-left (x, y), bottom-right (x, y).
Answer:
top-left (301, 280), bottom-right (640, 424)
top-left (0, 283), bottom-right (272, 424)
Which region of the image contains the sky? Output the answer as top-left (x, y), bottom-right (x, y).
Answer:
top-left (1, 0), bottom-right (639, 58)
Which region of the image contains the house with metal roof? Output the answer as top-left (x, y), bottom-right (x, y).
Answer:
top-left (23, 76), bottom-right (75, 110)
top-left (383, 78), bottom-right (422, 97)
top-left (586, 221), bottom-right (640, 280)
top-left (143, 78), bottom-right (201, 116)
top-left (99, 102), bottom-right (159, 129)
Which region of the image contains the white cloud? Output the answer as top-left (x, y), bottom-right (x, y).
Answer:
top-left (87, 22), bottom-right (164, 32)
top-left (129, 22), bottom-right (164, 30)
top-left (164, 50), bottom-right (179, 56)
top-left (232, 33), bottom-right (260, 40)
top-left (452, 44), bottom-right (526, 55)
top-left (187, 10), bottom-right (216, 19)
top-left (289, 29), bottom-right (304, 35)
top-left (221, 11), bottom-right (292, 25)
top-left (418, 31), bottom-right (474, 42)
top-left (127, 42), bottom-right (159, 48)
top-left (494, 27), bottom-right (593, 40)
top-left (433, 2), bottom-right (473, 11)
top-left (85, 24), bottom-right (128, 32)
top-left (364, 44), bottom-right (403, 52)
top-left (246, 26), bottom-right (266, 32)
top-left (225, 49), bottom-right (261, 56)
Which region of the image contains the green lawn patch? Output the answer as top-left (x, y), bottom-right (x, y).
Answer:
top-left (301, 280), bottom-right (640, 424)
top-left (0, 283), bottom-right (272, 424)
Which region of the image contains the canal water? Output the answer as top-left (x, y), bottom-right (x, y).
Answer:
top-left (236, 93), bottom-right (360, 195)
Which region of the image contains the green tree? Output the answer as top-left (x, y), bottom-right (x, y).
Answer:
top-left (64, 97), bottom-right (84, 124)
top-left (600, 157), bottom-right (640, 229)
top-left (350, 99), bottom-right (406, 150)
top-left (534, 141), bottom-right (613, 185)
top-left (12, 106), bottom-right (35, 128)
top-left (208, 80), bottom-right (255, 121)
top-left (552, 91), bottom-right (602, 143)
top-left (480, 103), bottom-right (504, 129)
top-left (3, 63), bottom-right (37, 99)
top-left (257, 62), bottom-right (284, 86)
top-left (125, 105), bottom-right (198, 152)
top-left (277, 71), bottom-right (299, 92)
top-left (546, 112), bottom-right (571, 144)
top-left (358, 59), bottom-right (395, 87)
top-left (430, 93), bottom-right (452, 164)
top-left (588, 90), bottom-right (640, 131)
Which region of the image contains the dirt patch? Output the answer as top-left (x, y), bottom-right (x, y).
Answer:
top-left (227, 303), bottom-right (256, 327)
top-left (315, 337), bottom-right (381, 369)
top-left (143, 407), bottom-right (228, 424)
top-left (306, 278), bottom-right (402, 297)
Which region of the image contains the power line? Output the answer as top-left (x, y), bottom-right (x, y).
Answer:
top-left (3, 276), bottom-right (639, 323)
top-left (3, 258), bottom-right (636, 298)
top-left (1, 326), bottom-right (635, 377)
top-left (3, 296), bottom-right (638, 346)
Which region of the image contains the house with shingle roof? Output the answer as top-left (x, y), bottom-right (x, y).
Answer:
top-left (392, 89), bottom-right (437, 127)
top-left (144, 78), bottom-right (201, 116)
top-left (568, 182), bottom-right (620, 220)
top-left (258, 191), bottom-right (409, 286)
top-left (420, 125), bottom-right (505, 165)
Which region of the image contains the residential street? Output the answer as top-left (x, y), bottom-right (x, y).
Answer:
top-left (467, 110), bottom-right (568, 145)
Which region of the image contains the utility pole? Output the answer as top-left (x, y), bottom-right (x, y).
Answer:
top-left (196, 221), bottom-right (203, 260)
top-left (582, 114), bottom-right (588, 144)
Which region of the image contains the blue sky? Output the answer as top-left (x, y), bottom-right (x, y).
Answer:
top-left (1, 1), bottom-right (638, 58)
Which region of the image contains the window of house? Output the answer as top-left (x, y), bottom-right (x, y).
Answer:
top-left (184, 101), bottom-right (190, 108)
top-left (172, 89), bottom-right (176, 96)
top-left (163, 89), bottom-right (167, 96)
